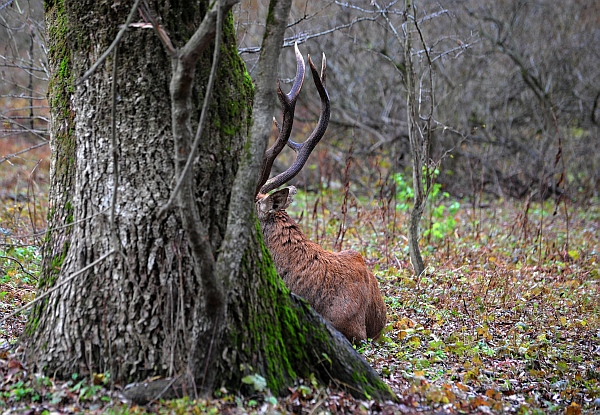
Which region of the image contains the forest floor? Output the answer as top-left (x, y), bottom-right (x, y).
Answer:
top-left (1, 140), bottom-right (599, 414)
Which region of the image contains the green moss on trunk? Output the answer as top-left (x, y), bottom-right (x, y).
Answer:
top-left (33, 0), bottom-right (75, 292)
top-left (216, 221), bottom-right (392, 401)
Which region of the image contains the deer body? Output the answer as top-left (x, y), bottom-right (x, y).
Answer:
top-left (255, 45), bottom-right (387, 343)
top-left (257, 187), bottom-right (387, 342)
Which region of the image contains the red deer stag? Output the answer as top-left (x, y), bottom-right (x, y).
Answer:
top-left (255, 45), bottom-right (387, 343)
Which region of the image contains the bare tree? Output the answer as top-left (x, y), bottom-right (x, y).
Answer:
top-left (401, 1), bottom-right (434, 277)
top-left (234, 0), bottom-right (599, 201)
top-left (435, 0), bottom-right (600, 199)
top-left (0, 0), bottom-right (49, 209)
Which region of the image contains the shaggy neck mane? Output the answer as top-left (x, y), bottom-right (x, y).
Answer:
top-left (261, 211), bottom-right (324, 253)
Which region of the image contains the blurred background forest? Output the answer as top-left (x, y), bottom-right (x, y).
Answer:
top-left (1, 0), bottom-right (599, 210)
top-left (235, 0), bottom-right (599, 204)
top-left (1, 2), bottom-right (599, 412)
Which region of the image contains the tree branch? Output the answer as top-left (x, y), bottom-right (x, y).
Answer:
top-left (160, 0), bottom-right (240, 214)
top-left (0, 142), bottom-right (48, 164)
top-left (0, 256), bottom-right (37, 281)
top-left (159, 0), bottom-right (242, 391)
top-left (238, 16), bottom-right (378, 55)
top-left (214, 0), bottom-right (295, 288)
top-left (139, 0), bottom-right (176, 55)
top-left (0, 250), bottom-right (117, 326)
top-left (179, 0), bottom-right (240, 67)
top-left (79, 0), bottom-right (142, 82)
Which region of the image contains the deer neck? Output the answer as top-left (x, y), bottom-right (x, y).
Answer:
top-left (260, 210), bottom-right (310, 248)
top-left (260, 210), bottom-right (320, 278)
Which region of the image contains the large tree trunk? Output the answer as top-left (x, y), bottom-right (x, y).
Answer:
top-left (22, 0), bottom-right (393, 403)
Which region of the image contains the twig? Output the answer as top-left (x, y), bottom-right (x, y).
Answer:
top-left (10, 209), bottom-right (109, 240)
top-left (309, 398), bottom-right (326, 415)
top-left (108, 39), bottom-right (130, 272)
top-left (79, 0), bottom-right (142, 83)
top-left (139, 1), bottom-right (176, 55)
top-left (110, 41), bottom-right (120, 252)
top-left (238, 17), bottom-right (378, 54)
top-left (0, 256), bottom-right (37, 281)
top-left (26, 160), bottom-right (43, 240)
top-left (0, 250), bottom-right (117, 325)
top-left (160, 0), bottom-right (224, 214)
top-left (0, 142), bottom-right (48, 164)
top-left (335, 0), bottom-right (401, 14)
top-left (0, 114), bottom-right (49, 142)
top-left (0, 0), bottom-right (15, 12)
top-left (151, 375), bottom-right (182, 402)
top-left (200, 314), bottom-right (220, 393)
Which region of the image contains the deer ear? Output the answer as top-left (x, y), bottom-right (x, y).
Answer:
top-left (285, 186), bottom-right (297, 207)
top-left (269, 187), bottom-right (291, 211)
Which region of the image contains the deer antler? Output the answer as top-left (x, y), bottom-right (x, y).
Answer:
top-left (256, 45), bottom-right (330, 196)
top-left (255, 43), bottom-right (305, 196)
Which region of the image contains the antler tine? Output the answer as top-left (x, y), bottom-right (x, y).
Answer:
top-left (255, 43), bottom-right (306, 197)
top-left (320, 52), bottom-right (326, 87)
top-left (287, 52), bottom-right (326, 153)
top-left (260, 52), bottom-right (330, 195)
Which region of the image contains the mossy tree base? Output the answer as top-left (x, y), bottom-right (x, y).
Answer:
top-left (123, 292), bottom-right (393, 404)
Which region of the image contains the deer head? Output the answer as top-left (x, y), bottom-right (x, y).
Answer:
top-left (255, 45), bottom-right (387, 343)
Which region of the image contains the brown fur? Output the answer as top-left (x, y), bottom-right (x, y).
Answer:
top-left (257, 186), bottom-right (387, 343)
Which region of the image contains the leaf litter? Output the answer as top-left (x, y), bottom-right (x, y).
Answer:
top-left (1, 182), bottom-right (599, 413)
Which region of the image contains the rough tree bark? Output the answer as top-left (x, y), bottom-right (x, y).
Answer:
top-left (22, 0), bottom-right (393, 403)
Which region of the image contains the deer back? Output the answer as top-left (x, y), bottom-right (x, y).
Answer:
top-left (257, 187), bottom-right (386, 342)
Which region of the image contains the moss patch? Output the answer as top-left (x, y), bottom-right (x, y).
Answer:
top-left (25, 0), bottom-right (77, 335)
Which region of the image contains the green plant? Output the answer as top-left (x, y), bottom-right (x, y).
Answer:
top-left (66, 373), bottom-right (109, 402)
top-left (0, 244), bottom-right (41, 285)
top-left (3, 381), bottom-right (35, 402)
top-left (393, 172), bottom-right (415, 212)
top-left (394, 169), bottom-right (461, 241)
top-left (241, 373), bottom-right (267, 393)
